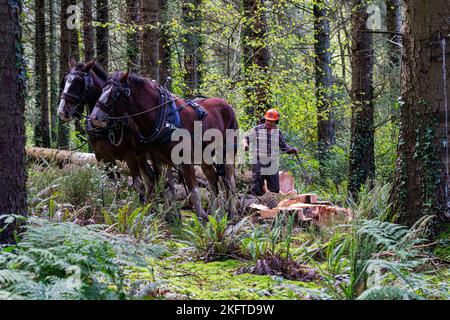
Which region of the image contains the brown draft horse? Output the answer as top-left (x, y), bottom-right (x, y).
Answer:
top-left (89, 71), bottom-right (239, 220)
top-left (57, 58), bottom-right (156, 201)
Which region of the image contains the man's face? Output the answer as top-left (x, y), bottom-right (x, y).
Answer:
top-left (265, 120), bottom-right (276, 129)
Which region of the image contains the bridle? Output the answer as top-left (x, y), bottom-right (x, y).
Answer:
top-left (94, 77), bottom-right (131, 116)
top-left (60, 69), bottom-right (94, 119)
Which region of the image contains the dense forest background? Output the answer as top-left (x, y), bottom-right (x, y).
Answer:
top-left (24, 0), bottom-right (399, 192)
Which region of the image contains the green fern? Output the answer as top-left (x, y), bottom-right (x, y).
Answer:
top-left (0, 217), bottom-right (166, 300)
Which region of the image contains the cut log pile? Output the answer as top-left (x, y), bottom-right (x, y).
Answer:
top-left (250, 193), bottom-right (352, 226)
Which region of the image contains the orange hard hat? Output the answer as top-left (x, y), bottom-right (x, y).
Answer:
top-left (264, 109), bottom-right (279, 121)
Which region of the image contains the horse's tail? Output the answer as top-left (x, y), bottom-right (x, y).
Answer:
top-left (215, 102), bottom-right (238, 177)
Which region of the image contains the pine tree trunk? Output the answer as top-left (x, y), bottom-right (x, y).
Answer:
top-left (314, 0), bottom-right (335, 174)
top-left (385, 0), bottom-right (402, 66)
top-left (241, 0), bottom-right (255, 116)
top-left (182, 0), bottom-right (203, 97)
top-left (70, 0), bottom-right (80, 62)
top-left (34, 0), bottom-right (50, 147)
top-left (159, 0), bottom-right (172, 87)
top-left (348, 0), bottom-right (375, 198)
top-left (241, 0), bottom-right (270, 120)
top-left (58, 0), bottom-right (71, 149)
top-left (70, 1), bottom-right (84, 140)
top-left (0, 0), bottom-right (27, 244)
top-left (251, 0), bottom-right (270, 117)
top-left (83, 0), bottom-right (95, 61)
top-left (49, 0), bottom-right (58, 144)
top-left (96, 0), bottom-right (108, 70)
top-left (391, 0), bottom-right (450, 227)
top-left (125, 0), bottom-right (139, 71)
top-left (141, 0), bottom-right (159, 80)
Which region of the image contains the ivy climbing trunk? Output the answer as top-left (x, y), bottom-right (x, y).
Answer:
top-left (0, 0), bottom-right (27, 244)
top-left (391, 0), bottom-right (450, 228)
top-left (314, 0), bottom-right (335, 175)
top-left (241, 0), bottom-right (270, 121)
top-left (348, 0), bottom-right (375, 198)
top-left (182, 0), bottom-right (203, 97)
top-left (141, 0), bottom-right (159, 80)
top-left (83, 0), bottom-right (95, 61)
top-left (96, 0), bottom-right (109, 71)
top-left (125, 0), bottom-right (140, 71)
top-left (34, 0), bottom-right (50, 148)
top-left (58, 0), bottom-right (71, 149)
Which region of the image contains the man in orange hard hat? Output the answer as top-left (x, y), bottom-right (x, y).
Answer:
top-left (244, 108), bottom-right (298, 196)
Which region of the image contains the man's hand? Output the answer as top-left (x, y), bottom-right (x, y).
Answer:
top-left (287, 147), bottom-right (298, 155)
top-left (243, 138), bottom-right (249, 152)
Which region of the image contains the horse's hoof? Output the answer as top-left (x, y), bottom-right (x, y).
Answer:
top-left (199, 212), bottom-right (209, 222)
top-left (139, 194), bottom-right (146, 203)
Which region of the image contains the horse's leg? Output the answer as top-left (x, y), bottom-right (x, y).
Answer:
top-left (105, 160), bottom-right (120, 181)
top-left (200, 163), bottom-right (220, 212)
top-left (182, 164), bottom-right (208, 220)
top-left (165, 166), bottom-right (176, 196)
top-left (201, 164), bottom-right (219, 195)
top-left (151, 156), bottom-right (175, 197)
top-left (224, 163), bottom-right (237, 219)
top-left (137, 154), bottom-right (155, 200)
top-left (123, 154), bottom-right (148, 203)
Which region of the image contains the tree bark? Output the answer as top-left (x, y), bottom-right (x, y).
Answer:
top-left (125, 0), bottom-right (140, 71)
top-left (83, 0), bottom-right (95, 61)
top-left (69, 0), bottom-right (84, 140)
top-left (70, 0), bottom-right (80, 62)
top-left (391, 0), bottom-right (450, 228)
top-left (314, 0), bottom-right (335, 174)
top-left (348, 0), bottom-right (375, 198)
top-left (49, 0), bottom-right (58, 144)
top-left (96, 0), bottom-right (109, 70)
top-left (241, 0), bottom-right (270, 120)
top-left (0, 0), bottom-right (27, 244)
top-left (182, 0), bottom-right (203, 97)
top-left (141, 0), bottom-right (159, 80)
top-left (159, 0), bottom-right (172, 87)
top-left (385, 0), bottom-right (402, 66)
top-left (34, 0), bottom-right (50, 148)
top-left (58, 0), bottom-right (71, 149)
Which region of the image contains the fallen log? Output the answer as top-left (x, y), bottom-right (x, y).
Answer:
top-left (25, 147), bottom-right (208, 183)
top-left (26, 146), bottom-right (98, 166)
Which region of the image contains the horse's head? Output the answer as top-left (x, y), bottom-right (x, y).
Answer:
top-left (90, 71), bottom-right (130, 128)
top-left (58, 57), bottom-right (96, 122)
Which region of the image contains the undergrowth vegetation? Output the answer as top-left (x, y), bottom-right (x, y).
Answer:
top-left (0, 163), bottom-right (447, 300)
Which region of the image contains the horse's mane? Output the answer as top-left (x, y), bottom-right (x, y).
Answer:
top-left (92, 63), bottom-right (108, 81)
top-left (111, 72), bottom-right (159, 91)
top-left (74, 62), bottom-right (108, 81)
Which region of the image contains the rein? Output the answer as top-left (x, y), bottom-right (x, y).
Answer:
top-left (106, 97), bottom-right (178, 120)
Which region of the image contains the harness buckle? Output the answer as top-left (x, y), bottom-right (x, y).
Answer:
top-left (109, 130), bottom-right (116, 145)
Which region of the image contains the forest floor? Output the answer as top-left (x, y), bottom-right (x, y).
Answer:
top-left (2, 161), bottom-right (447, 300)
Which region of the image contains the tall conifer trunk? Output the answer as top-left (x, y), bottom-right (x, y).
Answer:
top-left (392, 0), bottom-right (450, 228)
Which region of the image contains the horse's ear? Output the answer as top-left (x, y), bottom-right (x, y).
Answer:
top-left (68, 56), bottom-right (77, 69)
top-left (120, 70), bottom-right (129, 83)
top-left (82, 59), bottom-right (96, 72)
